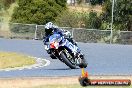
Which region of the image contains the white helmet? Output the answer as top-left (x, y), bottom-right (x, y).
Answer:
top-left (45, 22), bottom-right (54, 29)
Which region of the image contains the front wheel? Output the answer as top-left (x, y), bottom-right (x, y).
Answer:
top-left (79, 55), bottom-right (88, 68)
top-left (60, 51), bottom-right (76, 69)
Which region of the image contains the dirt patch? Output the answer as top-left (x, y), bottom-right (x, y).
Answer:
top-left (68, 5), bottom-right (102, 13)
top-left (0, 76), bottom-right (131, 88)
top-left (0, 30), bottom-right (11, 38)
top-left (0, 76), bottom-right (78, 88)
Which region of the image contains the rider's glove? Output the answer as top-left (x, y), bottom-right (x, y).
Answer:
top-left (63, 30), bottom-right (72, 38)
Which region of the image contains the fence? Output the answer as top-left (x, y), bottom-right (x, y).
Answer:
top-left (0, 22), bottom-right (132, 44)
top-left (0, 22), bottom-right (45, 40)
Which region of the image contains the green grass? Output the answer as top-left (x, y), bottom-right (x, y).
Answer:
top-left (30, 84), bottom-right (132, 88)
top-left (0, 52), bottom-right (36, 69)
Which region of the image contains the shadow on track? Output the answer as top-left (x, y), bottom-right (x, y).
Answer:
top-left (45, 68), bottom-right (80, 70)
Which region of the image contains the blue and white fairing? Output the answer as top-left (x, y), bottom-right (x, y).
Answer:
top-left (49, 33), bottom-right (80, 54)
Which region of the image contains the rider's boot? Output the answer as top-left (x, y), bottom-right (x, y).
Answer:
top-left (47, 49), bottom-right (51, 54)
top-left (50, 54), bottom-right (57, 59)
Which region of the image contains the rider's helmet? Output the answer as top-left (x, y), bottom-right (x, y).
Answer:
top-left (45, 22), bottom-right (55, 36)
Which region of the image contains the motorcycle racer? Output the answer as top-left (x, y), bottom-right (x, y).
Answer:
top-left (43, 22), bottom-right (77, 54)
top-left (43, 22), bottom-right (87, 68)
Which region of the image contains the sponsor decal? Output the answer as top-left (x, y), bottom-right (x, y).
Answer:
top-left (79, 68), bottom-right (131, 86)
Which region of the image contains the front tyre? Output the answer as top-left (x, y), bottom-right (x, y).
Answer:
top-left (79, 55), bottom-right (87, 68)
top-left (60, 51), bottom-right (76, 69)
top-left (79, 59), bottom-right (87, 68)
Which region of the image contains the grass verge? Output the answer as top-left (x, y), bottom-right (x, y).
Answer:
top-left (0, 52), bottom-right (36, 69)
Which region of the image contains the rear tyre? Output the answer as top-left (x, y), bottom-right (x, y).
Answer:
top-left (60, 51), bottom-right (76, 69)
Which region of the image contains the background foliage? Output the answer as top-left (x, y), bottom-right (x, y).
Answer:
top-left (10, 0), bottom-right (66, 25)
top-left (56, 10), bottom-right (101, 29)
top-left (101, 0), bottom-right (132, 31)
top-left (1, 0), bottom-right (131, 31)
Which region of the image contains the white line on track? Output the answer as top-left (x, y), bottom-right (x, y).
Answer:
top-left (0, 57), bottom-right (50, 71)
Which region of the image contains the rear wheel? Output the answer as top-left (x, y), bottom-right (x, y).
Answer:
top-left (60, 51), bottom-right (76, 69)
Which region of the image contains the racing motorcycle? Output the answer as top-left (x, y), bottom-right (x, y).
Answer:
top-left (45, 33), bottom-right (87, 69)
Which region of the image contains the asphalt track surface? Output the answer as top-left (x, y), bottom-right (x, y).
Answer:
top-left (0, 38), bottom-right (132, 78)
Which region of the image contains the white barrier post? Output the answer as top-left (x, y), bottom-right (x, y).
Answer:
top-left (110, 0), bottom-right (115, 44)
top-left (72, 28), bottom-right (74, 38)
top-left (34, 24), bottom-right (38, 40)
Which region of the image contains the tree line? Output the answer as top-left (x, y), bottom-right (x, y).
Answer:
top-left (1, 0), bottom-right (132, 31)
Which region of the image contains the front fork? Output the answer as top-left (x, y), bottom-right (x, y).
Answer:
top-left (63, 48), bottom-right (83, 65)
top-left (51, 49), bottom-right (65, 62)
top-left (74, 53), bottom-right (85, 65)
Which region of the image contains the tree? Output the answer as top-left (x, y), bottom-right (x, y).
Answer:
top-left (55, 0), bottom-right (66, 7)
top-left (114, 0), bottom-right (132, 31)
top-left (0, 1), bottom-right (2, 10)
top-left (85, 11), bottom-right (101, 29)
top-left (56, 10), bottom-right (101, 29)
top-left (1, 0), bottom-right (15, 10)
top-left (76, 0), bottom-right (83, 4)
top-left (55, 10), bottom-right (82, 28)
top-left (101, 0), bottom-right (132, 31)
top-left (11, 0), bottom-right (66, 25)
top-left (90, 0), bottom-right (104, 5)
